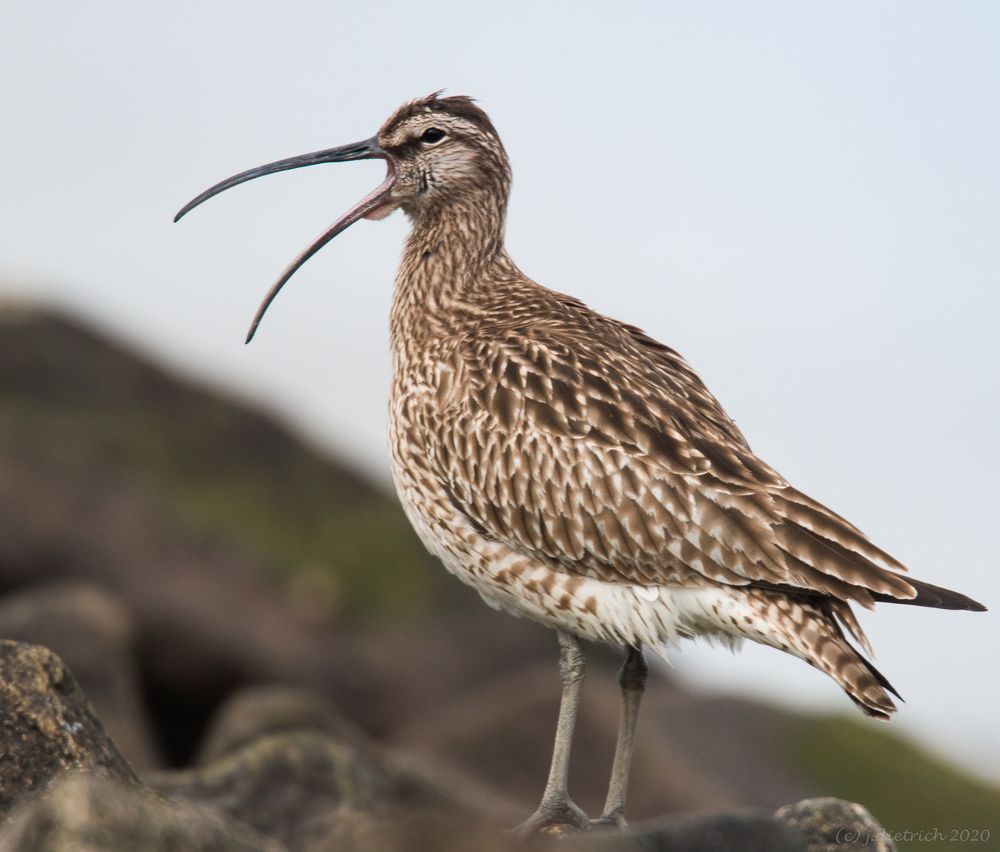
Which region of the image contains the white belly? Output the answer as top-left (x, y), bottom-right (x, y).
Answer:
top-left (390, 447), bottom-right (759, 655)
top-left (387, 386), bottom-right (768, 656)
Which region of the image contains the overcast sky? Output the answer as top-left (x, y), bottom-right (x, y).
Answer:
top-left (2, 1), bottom-right (998, 781)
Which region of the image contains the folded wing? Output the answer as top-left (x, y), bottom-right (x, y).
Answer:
top-left (426, 321), bottom-right (917, 610)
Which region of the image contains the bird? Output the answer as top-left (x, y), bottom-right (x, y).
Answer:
top-left (176, 92), bottom-right (986, 836)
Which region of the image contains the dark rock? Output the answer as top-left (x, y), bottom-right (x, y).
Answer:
top-left (775, 797), bottom-right (896, 851)
top-left (193, 683), bottom-right (517, 824)
top-left (196, 685), bottom-right (364, 765)
top-left (0, 774), bottom-right (280, 852)
top-left (148, 730), bottom-right (490, 850)
top-left (562, 811), bottom-right (806, 851)
top-left (148, 732), bottom-right (366, 845)
top-left (0, 581), bottom-right (159, 768)
top-left (556, 797), bottom-right (896, 852)
top-left (288, 803), bottom-right (517, 852)
top-left (0, 641), bottom-right (137, 817)
top-left (0, 307), bottom-right (448, 762)
top-left (293, 804), bottom-right (406, 852)
top-left (0, 447), bottom-right (363, 765)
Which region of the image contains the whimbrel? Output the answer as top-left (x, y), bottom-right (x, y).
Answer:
top-left (177, 93), bottom-right (986, 835)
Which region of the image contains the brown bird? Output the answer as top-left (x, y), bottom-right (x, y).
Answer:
top-left (176, 93), bottom-right (986, 836)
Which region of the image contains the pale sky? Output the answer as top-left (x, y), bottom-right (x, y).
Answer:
top-left (2, 1), bottom-right (998, 780)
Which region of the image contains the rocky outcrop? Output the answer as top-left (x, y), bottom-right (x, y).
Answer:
top-left (775, 798), bottom-right (895, 851)
top-left (0, 309), bottom-right (987, 847)
top-left (0, 641), bottom-right (137, 817)
top-left (150, 730), bottom-right (513, 852)
top-left (195, 686), bottom-right (365, 765)
top-left (0, 582), bottom-right (159, 768)
top-left (569, 811), bottom-right (807, 851)
top-left (0, 774), bottom-right (279, 852)
top-left (0, 637), bottom-right (904, 851)
top-left (147, 683), bottom-right (514, 851)
top-left (151, 732), bottom-right (418, 847)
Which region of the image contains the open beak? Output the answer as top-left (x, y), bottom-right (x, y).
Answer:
top-left (174, 135), bottom-right (394, 342)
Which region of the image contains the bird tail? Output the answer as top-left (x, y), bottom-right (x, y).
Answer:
top-left (811, 631), bottom-right (901, 720)
top-left (871, 577), bottom-right (986, 612)
top-left (811, 601), bottom-right (902, 720)
top-left (750, 590), bottom-right (901, 719)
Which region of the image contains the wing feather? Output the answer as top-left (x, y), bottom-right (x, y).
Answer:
top-left (424, 318), bottom-right (914, 606)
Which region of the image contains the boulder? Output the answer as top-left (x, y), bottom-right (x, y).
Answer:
top-left (564, 811), bottom-right (805, 851)
top-left (0, 581), bottom-right (159, 768)
top-left (256, 802), bottom-right (514, 852)
top-left (0, 774), bottom-right (279, 852)
top-left (0, 641), bottom-right (136, 817)
top-left (148, 729), bottom-right (492, 850)
top-left (196, 685), bottom-right (364, 765)
top-left (544, 798), bottom-right (896, 851)
top-left (0, 447), bottom-right (371, 765)
top-left (775, 797), bottom-right (896, 851)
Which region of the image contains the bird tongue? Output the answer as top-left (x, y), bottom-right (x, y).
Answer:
top-left (363, 201), bottom-right (398, 221)
top-left (350, 160), bottom-right (399, 220)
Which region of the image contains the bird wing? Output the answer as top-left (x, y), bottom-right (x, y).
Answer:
top-left (425, 322), bottom-right (914, 606)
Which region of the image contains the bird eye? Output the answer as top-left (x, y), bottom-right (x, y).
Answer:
top-left (421, 127), bottom-right (446, 144)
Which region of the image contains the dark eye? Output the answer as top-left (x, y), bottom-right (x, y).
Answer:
top-left (421, 127), bottom-right (446, 144)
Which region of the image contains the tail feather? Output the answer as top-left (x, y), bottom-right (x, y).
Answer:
top-left (809, 625), bottom-right (900, 720)
top-left (772, 489), bottom-right (987, 616)
top-left (750, 589), bottom-right (901, 719)
top-left (826, 598), bottom-right (874, 657)
top-left (871, 577), bottom-right (986, 612)
top-left (815, 598), bottom-right (902, 717)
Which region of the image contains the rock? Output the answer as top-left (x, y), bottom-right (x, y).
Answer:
top-left (281, 803), bottom-right (515, 852)
top-left (0, 446), bottom-right (377, 765)
top-left (0, 307), bottom-right (447, 762)
top-left (554, 797), bottom-right (896, 852)
top-left (292, 804), bottom-right (407, 852)
top-left (148, 730), bottom-right (488, 850)
top-left (193, 683), bottom-right (515, 824)
top-left (0, 641), bottom-right (137, 818)
top-left (0, 581), bottom-right (160, 768)
top-left (148, 732), bottom-right (364, 845)
top-left (196, 685), bottom-right (364, 765)
top-left (775, 798), bottom-right (896, 851)
top-left (563, 811), bottom-right (806, 851)
top-left (0, 774), bottom-right (279, 852)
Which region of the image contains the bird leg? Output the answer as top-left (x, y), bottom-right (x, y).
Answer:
top-left (514, 630), bottom-right (590, 838)
top-left (592, 644), bottom-right (647, 830)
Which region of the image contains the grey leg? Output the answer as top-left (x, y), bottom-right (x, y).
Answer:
top-left (593, 645), bottom-right (647, 829)
top-left (514, 630), bottom-right (590, 838)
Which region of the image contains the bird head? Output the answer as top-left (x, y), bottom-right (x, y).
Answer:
top-left (374, 92), bottom-right (509, 218)
top-left (174, 92), bottom-right (507, 342)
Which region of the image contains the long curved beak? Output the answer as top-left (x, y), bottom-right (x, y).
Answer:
top-left (174, 135), bottom-right (394, 342)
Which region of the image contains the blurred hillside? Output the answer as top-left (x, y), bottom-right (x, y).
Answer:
top-left (0, 303), bottom-right (449, 621)
top-left (0, 303), bottom-right (997, 849)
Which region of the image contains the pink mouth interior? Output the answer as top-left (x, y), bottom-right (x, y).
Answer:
top-left (361, 160), bottom-right (398, 221)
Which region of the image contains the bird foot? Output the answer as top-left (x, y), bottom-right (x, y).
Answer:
top-left (590, 809), bottom-right (628, 831)
top-left (512, 797), bottom-right (590, 840)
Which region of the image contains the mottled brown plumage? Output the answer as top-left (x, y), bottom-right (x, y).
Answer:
top-left (177, 92), bottom-right (986, 834)
top-left (379, 94), bottom-right (979, 709)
